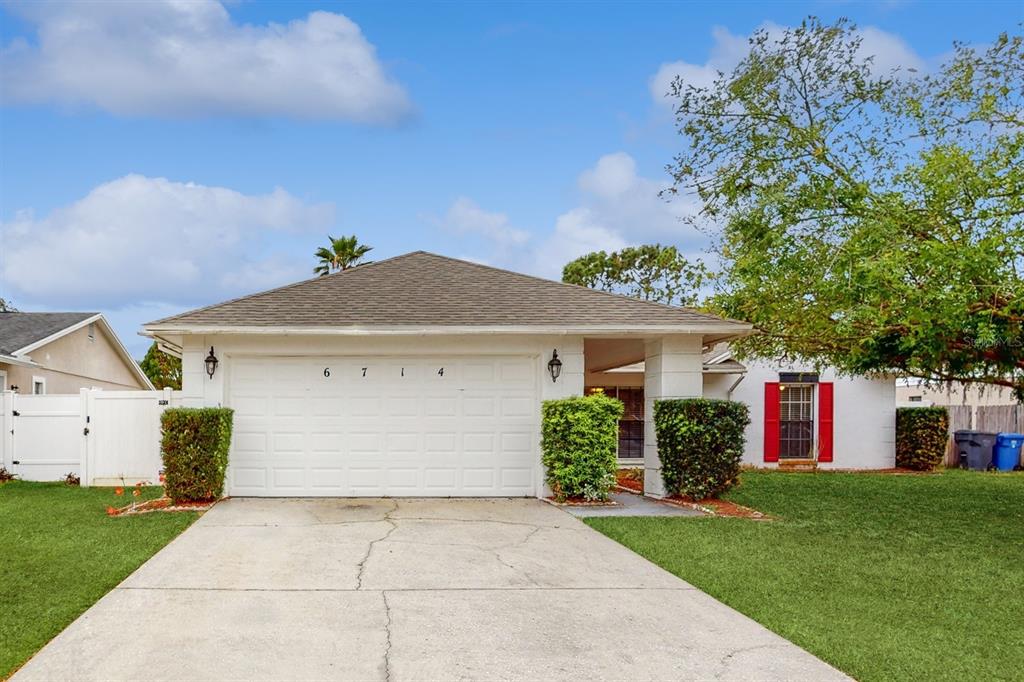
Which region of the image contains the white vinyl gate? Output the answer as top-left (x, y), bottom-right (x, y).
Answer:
top-left (0, 389), bottom-right (177, 485)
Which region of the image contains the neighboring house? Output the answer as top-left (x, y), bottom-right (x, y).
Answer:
top-left (896, 377), bottom-right (1017, 409)
top-left (589, 346), bottom-right (896, 471)
top-left (0, 312), bottom-right (152, 393)
top-left (142, 251), bottom-right (753, 498)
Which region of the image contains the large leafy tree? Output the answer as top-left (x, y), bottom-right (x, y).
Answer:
top-left (562, 245), bottom-right (709, 307)
top-left (139, 342), bottom-right (182, 390)
top-left (665, 19), bottom-right (1024, 399)
top-left (313, 235), bottom-right (373, 276)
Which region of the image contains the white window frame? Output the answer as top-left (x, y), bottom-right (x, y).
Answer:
top-left (32, 375), bottom-right (46, 395)
top-left (0, 369), bottom-right (6, 391)
top-left (778, 382), bottom-right (816, 459)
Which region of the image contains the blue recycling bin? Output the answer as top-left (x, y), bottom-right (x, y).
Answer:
top-left (993, 433), bottom-right (1024, 471)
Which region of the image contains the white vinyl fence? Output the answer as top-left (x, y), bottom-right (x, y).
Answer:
top-left (0, 388), bottom-right (181, 486)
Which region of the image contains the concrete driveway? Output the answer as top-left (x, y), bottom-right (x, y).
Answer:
top-left (15, 498), bottom-right (847, 681)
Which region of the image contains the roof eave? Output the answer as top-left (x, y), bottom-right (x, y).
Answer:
top-left (141, 323), bottom-right (755, 337)
top-left (0, 353), bottom-right (38, 368)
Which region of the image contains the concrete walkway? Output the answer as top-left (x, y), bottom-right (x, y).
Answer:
top-left (562, 491), bottom-right (705, 517)
top-left (15, 498), bottom-right (848, 681)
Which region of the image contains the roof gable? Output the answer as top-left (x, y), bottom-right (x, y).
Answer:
top-left (147, 251), bottom-right (750, 332)
top-left (0, 312), bottom-right (97, 356)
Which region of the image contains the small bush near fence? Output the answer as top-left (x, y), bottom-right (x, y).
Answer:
top-left (896, 407), bottom-right (949, 471)
top-left (160, 408), bottom-right (234, 503)
top-left (654, 398), bottom-right (750, 500)
top-left (541, 394), bottom-right (623, 502)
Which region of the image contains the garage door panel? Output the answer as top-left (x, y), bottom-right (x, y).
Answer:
top-left (227, 354), bottom-right (539, 497)
top-left (462, 468), bottom-right (496, 489)
top-left (309, 432), bottom-right (343, 454)
top-left (309, 468), bottom-right (345, 491)
top-left (386, 396), bottom-right (421, 417)
top-left (311, 397), bottom-right (344, 416)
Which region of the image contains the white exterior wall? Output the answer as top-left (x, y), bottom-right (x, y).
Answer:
top-left (643, 336), bottom-right (704, 496)
top-left (717, 359), bottom-right (895, 470)
top-left (178, 333), bottom-right (585, 497)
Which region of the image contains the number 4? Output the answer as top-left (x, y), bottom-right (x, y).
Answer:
top-left (437, 367), bottom-right (444, 377)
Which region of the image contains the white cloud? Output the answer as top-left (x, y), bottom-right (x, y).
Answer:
top-left (649, 26), bottom-right (748, 103)
top-left (1, 1), bottom-right (412, 123)
top-left (650, 23), bottom-right (926, 104)
top-left (451, 153), bottom-right (707, 279)
top-left (856, 26), bottom-right (926, 75)
top-left (440, 197), bottom-right (530, 247)
top-left (0, 174), bottom-right (333, 308)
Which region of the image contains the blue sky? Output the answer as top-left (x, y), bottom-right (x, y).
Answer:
top-left (0, 0), bottom-right (1019, 355)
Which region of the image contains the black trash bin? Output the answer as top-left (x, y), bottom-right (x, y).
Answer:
top-left (954, 430), bottom-right (998, 470)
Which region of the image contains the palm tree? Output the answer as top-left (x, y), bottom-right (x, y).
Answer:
top-left (313, 235), bottom-right (373, 276)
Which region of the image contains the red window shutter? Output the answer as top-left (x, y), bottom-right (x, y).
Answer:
top-left (818, 382), bottom-right (834, 463)
top-left (764, 382), bottom-right (780, 462)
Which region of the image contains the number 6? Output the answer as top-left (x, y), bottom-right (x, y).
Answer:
top-left (323, 367), bottom-right (330, 378)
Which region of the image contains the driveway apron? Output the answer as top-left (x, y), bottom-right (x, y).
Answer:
top-left (13, 498), bottom-right (848, 681)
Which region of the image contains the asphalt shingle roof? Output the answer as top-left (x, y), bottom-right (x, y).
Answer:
top-left (148, 251), bottom-right (748, 330)
top-left (0, 312), bottom-right (97, 356)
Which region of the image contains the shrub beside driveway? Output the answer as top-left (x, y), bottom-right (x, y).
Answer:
top-left (586, 470), bottom-right (1024, 682)
top-left (0, 481), bottom-right (198, 679)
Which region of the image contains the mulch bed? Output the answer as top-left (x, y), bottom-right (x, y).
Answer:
top-left (615, 478), bottom-right (643, 494)
top-left (662, 496), bottom-right (772, 520)
top-left (615, 470), bottom-right (644, 494)
top-left (107, 497), bottom-right (217, 516)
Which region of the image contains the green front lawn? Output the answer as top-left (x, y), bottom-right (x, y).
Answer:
top-left (0, 481), bottom-right (198, 679)
top-left (587, 470), bottom-right (1024, 681)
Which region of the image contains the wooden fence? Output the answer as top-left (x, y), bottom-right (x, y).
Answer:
top-left (941, 404), bottom-right (1023, 468)
top-left (944, 404), bottom-right (974, 468)
top-left (976, 404), bottom-right (1024, 434)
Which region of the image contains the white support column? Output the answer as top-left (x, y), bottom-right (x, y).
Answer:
top-left (181, 336), bottom-right (223, 407)
top-left (643, 335), bottom-right (704, 497)
top-left (540, 337), bottom-right (584, 401)
top-left (537, 337), bottom-right (584, 498)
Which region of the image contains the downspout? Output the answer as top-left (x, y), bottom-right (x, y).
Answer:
top-left (726, 372), bottom-right (747, 401)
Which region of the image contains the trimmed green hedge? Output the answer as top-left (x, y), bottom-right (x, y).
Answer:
top-left (896, 407), bottom-right (949, 471)
top-left (541, 394), bottom-right (624, 502)
top-left (654, 398), bottom-right (750, 499)
top-left (160, 408), bottom-right (234, 503)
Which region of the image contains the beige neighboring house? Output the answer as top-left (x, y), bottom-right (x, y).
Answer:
top-left (0, 312), bottom-right (152, 393)
top-left (896, 377), bottom-right (1018, 409)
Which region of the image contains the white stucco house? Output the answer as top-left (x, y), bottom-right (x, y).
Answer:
top-left (142, 251), bottom-right (893, 500)
top-left (592, 346), bottom-right (895, 471)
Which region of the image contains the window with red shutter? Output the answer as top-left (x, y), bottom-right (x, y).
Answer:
top-left (818, 382), bottom-right (834, 462)
top-left (764, 382), bottom-right (780, 462)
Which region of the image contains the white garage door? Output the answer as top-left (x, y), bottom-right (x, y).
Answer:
top-left (228, 355), bottom-right (539, 497)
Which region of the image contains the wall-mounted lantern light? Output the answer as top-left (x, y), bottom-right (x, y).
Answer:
top-left (205, 347), bottom-right (219, 379)
top-left (547, 349), bottom-right (562, 383)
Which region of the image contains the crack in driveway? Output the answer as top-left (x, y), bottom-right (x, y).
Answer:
top-left (355, 500), bottom-right (400, 590)
top-left (381, 591), bottom-right (394, 682)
